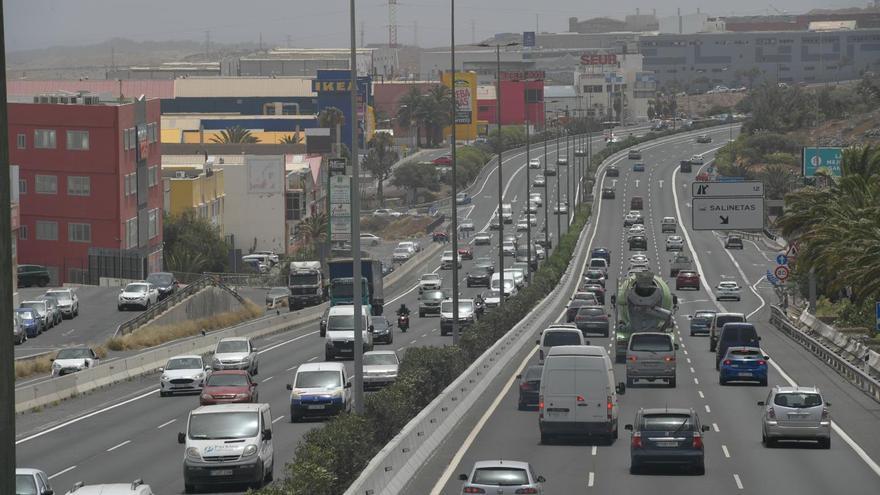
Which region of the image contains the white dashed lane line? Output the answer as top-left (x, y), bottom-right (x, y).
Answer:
top-left (713, 423), bottom-right (720, 432)
top-left (106, 440), bottom-right (131, 452)
top-left (48, 466), bottom-right (77, 480)
top-left (156, 419), bottom-right (176, 429)
top-left (722, 445), bottom-right (731, 458)
top-left (591, 445), bottom-right (597, 456)
top-left (734, 474), bottom-right (744, 490)
top-left (588, 472), bottom-right (595, 488)
top-left (307, 356), bottom-right (318, 362)
top-left (262, 376), bottom-right (274, 382)
top-left (705, 404), bottom-right (712, 413)
top-left (698, 390), bottom-right (704, 399)
top-left (272, 415), bottom-right (285, 424)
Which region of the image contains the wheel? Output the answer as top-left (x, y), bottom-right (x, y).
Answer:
top-left (419, 311), bottom-right (424, 317)
top-left (265, 462), bottom-right (274, 482)
top-left (118, 305), bottom-right (123, 311)
top-left (719, 376), bottom-right (727, 385)
top-left (325, 351), bottom-right (333, 361)
top-left (820, 437), bottom-right (831, 449)
top-left (540, 432), bottom-right (551, 445)
top-left (252, 365), bottom-right (259, 376)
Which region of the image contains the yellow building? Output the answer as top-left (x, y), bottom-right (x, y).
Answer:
top-left (162, 165), bottom-right (225, 232)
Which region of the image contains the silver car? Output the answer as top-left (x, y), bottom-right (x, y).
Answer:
top-left (758, 386), bottom-right (831, 448)
top-left (19, 300), bottom-right (52, 329)
top-left (362, 350), bottom-right (399, 389)
top-left (44, 288), bottom-right (79, 318)
top-left (626, 332), bottom-right (678, 387)
top-left (211, 337), bottom-right (259, 375)
top-left (159, 355), bottom-right (209, 396)
top-left (459, 460), bottom-right (545, 494)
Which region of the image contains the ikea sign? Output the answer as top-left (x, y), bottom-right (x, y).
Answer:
top-left (312, 80), bottom-right (354, 92)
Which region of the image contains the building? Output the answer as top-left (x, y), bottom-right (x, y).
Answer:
top-left (9, 96), bottom-right (164, 285)
top-left (238, 48), bottom-right (399, 78)
top-left (474, 72), bottom-right (545, 126)
top-left (659, 12), bottom-right (726, 34)
top-left (284, 154), bottom-right (321, 254)
top-left (372, 80), bottom-right (438, 139)
top-left (576, 53), bottom-right (655, 123)
top-left (162, 163), bottom-right (225, 230)
top-left (106, 62), bottom-right (221, 80)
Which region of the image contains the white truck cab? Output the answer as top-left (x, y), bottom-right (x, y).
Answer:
top-left (324, 305), bottom-right (373, 360)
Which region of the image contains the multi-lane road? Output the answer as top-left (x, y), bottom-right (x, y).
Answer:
top-left (15, 127), bottom-right (629, 494)
top-left (406, 126), bottom-right (880, 494)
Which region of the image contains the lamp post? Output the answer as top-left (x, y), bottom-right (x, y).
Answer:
top-left (542, 100), bottom-right (557, 251)
top-left (548, 110), bottom-right (561, 242)
top-left (565, 104), bottom-right (572, 228)
top-left (523, 95), bottom-right (531, 279)
top-left (449, 0), bottom-right (461, 344)
top-left (348, 0), bottom-right (365, 414)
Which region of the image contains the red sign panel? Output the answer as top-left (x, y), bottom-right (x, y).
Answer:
top-left (500, 70), bottom-right (546, 81)
top-left (580, 53), bottom-right (618, 66)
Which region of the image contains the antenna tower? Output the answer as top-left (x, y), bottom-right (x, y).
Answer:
top-left (388, 0), bottom-right (399, 47)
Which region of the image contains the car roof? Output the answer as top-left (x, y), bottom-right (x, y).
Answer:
top-left (542, 326), bottom-right (581, 335)
top-left (772, 385), bottom-right (820, 394)
top-left (218, 336), bottom-right (249, 343)
top-left (546, 345), bottom-right (607, 357)
top-left (67, 483), bottom-right (153, 494)
top-left (472, 460), bottom-right (530, 471)
top-left (209, 370), bottom-right (249, 376)
top-left (168, 354), bottom-right (202, 361)
top-left (297, 361), bottom-right (345, 372)
top-left (364, 350), bottom-right (397, 357)
top-left (191, 403), bottom-right (267, 415)
top-left (16, 468), bottom-right (45, 475)
top-left (715, 312), bottom-right (745, 318)
top-left (640, 407), bottom-right (695, 416)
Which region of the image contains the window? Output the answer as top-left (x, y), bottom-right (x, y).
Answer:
top-left (125, 217), bottom-right (138, 248)
top-left (35, 175), bottom-right (58, 194)
top-left (34, 129), bottom-right (56, 149)
top-left (525, 88), bottom-right (543, 103)
top-left (68, 223), bottom-right (92, 243)
top-left (67, 176), bottom-right (91, 196)
top-left (148, 166), bottom-right (158, 187)
top-left (124, 173), bottom-right (137, 196)
top-left (123, 129), bottom-right (130, 150)
top-left (66, 130), bottom-right (90, 150)
top-left (35, 220), bottom-right (58, 241)
top-left (17, 133), bottom-right (26, 149)
top-left (19, 179), bottom-right (26, 194)
top-left (148, 209), bottom-right (158, 239)
top-left (19, 225), bottom-right (28, 240)
top-left (281, 103), bottom-right (300, 115)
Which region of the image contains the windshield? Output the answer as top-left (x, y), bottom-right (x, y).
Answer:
top-left (295, 370), bottom-right (342, 389)
top-left (472, 467), bottom-right (529, 486)
top-left (15, 475), bottom-right (37, 495)
top-left (124, 284), bottom-right (148, 293)
top-left (327, 314), bottom-right (356, 330)
top-left (543, 331), bottom-right (581, 347)
top-left (421, 290), bottom-right (445, 301)
top-left (641, 414), bottom-right (692, 432)
top-left (45, 291), bottom-right (71, 302)
top-left (290, 274), bottom-right (319, 285)
top-left (486, 290), bottom-right (502, 298)
top-left (216, 341), bottom-right (249, 353)
top-left (206, 373), bottom-right (249, 387)
top-left (364, 354), bottom-right (398, 366)
top-left (577, 307), bottom-right (605, 317)
top-left (715, 315), bottom-right (745, 327)
top-left (56, 348), bottom-right (91, 360)
top-left (16, 309), bottom-right (36, 320)
top-left (728, 348), bottom-right (762, 358)
top-left (422, 274), bottom-right (440, 281)
top-left (147, 273), bottom-right (173, 285)
top-left (774, 392), bottom-right (823, 408)
top-left (631, 335), bottom-right (673, 351)
top-left (188, 412), bottom-right (259, 440)
top-left (166, 358), bottom-right (202, 370)
top-left (441, 301), bottom-right (474, 313)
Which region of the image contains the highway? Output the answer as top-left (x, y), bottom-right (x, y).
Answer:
top-left (14, 128), bottom-right (624, 494)
top-left (405, 125), bottom-right (880, 494)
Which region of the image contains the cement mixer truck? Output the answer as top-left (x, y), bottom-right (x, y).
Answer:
top-left (611, 270), bottom-right (678, 363)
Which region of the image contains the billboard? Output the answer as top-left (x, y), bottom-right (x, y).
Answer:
top-left (523, 31), bottom-right (536, 47)
top-left (803, 147), bottom-right (842, 177)
top-left (442, 71), bottom-right (477, 140)
top-left (580, 53), bottom-right (618, 66)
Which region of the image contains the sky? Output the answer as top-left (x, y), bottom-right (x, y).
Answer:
top-left (2, 0), bottom-right (867, 52)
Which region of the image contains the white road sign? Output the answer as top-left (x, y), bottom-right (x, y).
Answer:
top-left (692, 197), bottom-right (764, 231)
top-left (330, 176), bottom-right (351, 203)
top-left (692, 181), bottom-right (764, 198)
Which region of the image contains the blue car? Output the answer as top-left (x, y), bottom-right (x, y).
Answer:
top-left (719, 346), bottom-right (768, 386)
top-left (633, 163), bottom-right (645, 172)
top-left (15, 308), bottom-right (43, 337)
top-left (689, 310), bottom-right (716, 336)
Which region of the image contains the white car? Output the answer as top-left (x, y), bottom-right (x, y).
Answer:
top-left (665, 235), bottom-right (684, 251)
top-left (474, 232), bottom-right (492, 245)
top-left (690, 154), bottom-right (704, 165)
top-left (483, 289), bottom-right (503, 308)
top-left (51, 347), bottom-right (99, 376)
top-left (393, 247), bottom-right (414, 262)
top-left (252, 250), bottom-right (280, 265)
top-left (419, 273), bottom-right (442, 292)
top-left (529, 192), bottom-right (543, 206)
top-left (16, 469), bottom-right (54, 495)
top-left (627, 225), bottom-right (646, 237)
top-left (526, 201), bottom-right (539, 214)
top-left (360, 233), bottom-right (382, 246)
top-left (397, 241), bottom-right (419, 253)
top-left (533, 175), bottom-right (546, 187)
top-left (65, 479), bottom-right (154, 495)
top-left (533, 243), bottom-right (546, 260)
top-left (502, 242), bottom-right (517, 256)
top-left (629, 254), bottom-right (650, 267)
top-left (441, 251), bottom-right (461, 269)
top-left (460, 220), bottom-right (475, 231)
top-left (529, 158), bottom-right (541, 169)
top-left (373, 208), bottom-right (401, 217)
top-left (117, 281), bottom-right (159, 310)
top-left (211, 337), bottom-right (258, 375)
top-left (624, 212), bottom-right (644, 227)
top-left (362, 350), bottom-right (400, 389)
top-left (159, 355), bottom-right (209, 396)
top-left (715, 280), bottom-right (742, 301)
top-left (44, 288), bottom-right (79, 318)
top-left (553, 204), bottom-right (568, 214)
top-left (517, 221), bottom-right (530, 232)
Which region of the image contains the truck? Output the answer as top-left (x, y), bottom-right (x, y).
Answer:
top-left (287, 261), bottom-right (325, 309)
top-left (327, 258), bottom-right (384, 315)
top-left (611, 270), bottom-right (677, 363)
top-left (669, 254), bottom-right (694, 277)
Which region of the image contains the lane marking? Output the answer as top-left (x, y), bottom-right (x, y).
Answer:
top-left (689, 366), bottom-right (695, 373)
top-left (713, 423), bottom-right (720, 432)
top-left (734, 474), bottom-right (744, 490)
top-left (48, 465), bottom-right (76, 480)
top-left (705, 404), bottom-right (711, 413)
top-left (272, 415), bottom-right (285, 424)
top-left (722, 444), bottom-right (731, 458)
top-left (698, 390), bottom-right (704, 399)
top-left (588, 471), bottom-right (595, 488)
top-left (694, 377), bottom-right (699, 385)
top-left (591, 445), bottom-right (597, 456)
top-left (307, 356), bottom-right (318, 362)
top-left (156, 419), bottom-right (176, 429)
top-left (263, 376), bottom-right (274, 382)
top-left (106, 440), bottom-right (131, 452)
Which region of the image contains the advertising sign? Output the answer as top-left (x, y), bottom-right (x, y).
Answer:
top-left (329, 175), bottom-right (352, 242)
top-left (454, 78), bottom-right (473, 124)
top-left (329, 158), bottom-right (347, 177)
top-left (500, 70), bottom-right (546, 81)
top-left (441, 71), bottom-right (477, 140)
top-left (523, 31), bottom-right (536, 47)
top-left (803, 147), bottom-right (842, 177)
top-left (580, 53), bottom-right (618, 66)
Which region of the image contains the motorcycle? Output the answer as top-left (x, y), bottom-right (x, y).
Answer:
top-left (397, 314), bottom-right (410, 332)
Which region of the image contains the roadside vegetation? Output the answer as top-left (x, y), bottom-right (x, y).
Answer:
top-left (15, 346), bottom-right (108, 380)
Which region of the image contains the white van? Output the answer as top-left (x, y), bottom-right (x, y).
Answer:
top-left (178, 403), bottom-right (274, 493)
top-left (501, 203), bottom-right (513, 223)
top-left (539, 345), bottom-right (625, 444)
top-left (537, 325), bottom-right (584, 362)
top-left (286, 362), bottom-right (351, 422)
top-left (588, 258), bottom-right (609, 274)
top-left (490, 273), bottom-right (517, 297)
top-left (324, 305), bottom-right (373, 360)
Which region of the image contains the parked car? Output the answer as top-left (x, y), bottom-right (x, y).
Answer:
top-left (758, 386), bottom-right (831, 448)
top-left (43, 288), bottom-right (79, 318)
top-left (362, 350), bottom-right (399, 389)
top-left (370, 316), bottom-right (394, 344)
top-left (51, 347), bottom-right (99, 376)
top-left (17, 264), bottom-right (50, 288)
top-left (517, 365), bottom-right (543, 410)
top-left (360, 233), bottom-right (382, 245)
top-left (117, 282), bottom-right (159, 310)
top-left (676, 270), bottom-right (701, 290)
top-left (16, 468), bottom-right (54, 495)
top-left (458, 460), bottom-right (545, 494)
top-left (199, 370), bottom-right (258, 405)
top-left (626, 333), bottom-right (678, 387)
top-left (19, 300), bottom-right (52, 329)
top-left (12, 313), bottom-right (26, 345)
top-left (719, 346), bottom-right (768, 386)
top-left (433, 154), bottom-right (453, 165)
top-left (15, 308), bottom-right (43, 338)
top-left (159, 355), bottom-right (209, 396)
top-left (626, 407), bottom-right (709, 474)
top-left (146, 272), bottom-right (179, 300)
top-left (211, 337), bottom-right (258, 375)
top-left (39, 296), bottom-right (63, 327)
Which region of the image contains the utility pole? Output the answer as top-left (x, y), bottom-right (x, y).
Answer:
top-left (349, 0), bottom-right (365, 414)
top-left (543, 111), bottom-right (549, 249)
top-left (566, 105), bottom-right (572, 228)
top-left (0, 1), bottom-right (17, 491)
top-left (554, 114), bottom-right (561, 239)
top-left (524, 107), bottom-right (532, 280)
top-left (496, 43), bottom-right (505, 306)
top-left (205, 30), bottom-right (211, 60)
top-left (451, 0), bottom-right (461, 344)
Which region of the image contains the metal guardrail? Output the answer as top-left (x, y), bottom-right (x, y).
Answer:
top-left (769, 305), bottom-right (880, 403)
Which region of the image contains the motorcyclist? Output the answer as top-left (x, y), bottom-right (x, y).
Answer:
top-left (397, 304), bottom-right (411, 317)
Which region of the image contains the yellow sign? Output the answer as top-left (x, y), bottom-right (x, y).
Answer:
top-left (312, 80), bottom-right (353, 92)
top-left (441, 71), bottom-right (477, 141)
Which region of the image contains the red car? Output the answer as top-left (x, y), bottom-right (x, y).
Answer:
top-left (199, 370), bottom-right (259, 405)
top-left (458, 246), bottom-right (474, 260)
top-left (432, 155), bottom-right (453, 165)
top-left (676, 270), bottom-right (701, 290)
top-left (696, 172), bottom-right (710, 182)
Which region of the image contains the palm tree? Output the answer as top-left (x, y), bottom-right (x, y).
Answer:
top-left (420, 84), bottom-right (452, 147)
top-left (318, 107), bottom-right (346, 143)
top-left (397, 86), bottom-right (424, 147)
top-left (210, 126), bottom-right (260, 144)
top-left (298, 213), bottom-right (328, 251)
top-left (279, 133), bottom-right (302, 144)
top-left (362, 133), bottom-right (398, 205)
top-left (761, 163), bottom-right (799, 200)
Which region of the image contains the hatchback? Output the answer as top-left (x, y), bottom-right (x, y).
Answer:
top-left (517, 365), bottom-right (543, 410)
top-left (633, 163), bottom-right (646, 172)
top-left (199, 370), bottom-right (258, 405)
top-left (714, 280), bottom-right (741, 301)
top-left (474, 232), bottom-right (492, 245)
top-left (532, 175), bottom-right (546, 187)
top-left (688, 310), bottom-right (716, 336)
top-left (459, 460), bottom-right (545, 494)
top-left (676, 270), bottom-right (700, 290)
top-left (719, 346), bottom-right (768, 386)
top-left (725, 235), bottom-right (744, 249)
top-left (572, 291), bottom-right (599, 306)
top-left (626, 408), bottom-right (709, 474)
top-left (370, 316), bottom-right (394, 344)
top-left (584, 269), bottom-right (606, 287)
top-left (602, 187), bottom-right (616, 199)
top-left (626, 333), bottom-right (677, 387)
top-left (575, 306), bottom-right (610, 336)
top-left (759, 386), bottom-right (831, 448)
top-left (629, 236), bottom-right (648, 251)
top-left (458, 245), bottom-right (473, 260)
top-left (467, 267), bottom-right (492, 288)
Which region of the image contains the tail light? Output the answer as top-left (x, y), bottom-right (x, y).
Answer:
top-left (577, 395), bottom-right (585, 402)
top-left (757, 360), bottom-right (766, 366)
top-left (664, 356), bottom-right (675, 362)
top-left (463, 488), bottom-right (485, 494)
top-left (607, 396), bottom-right (613, 421)
top-left (599, 315), bottom-right (608, 320)
top-left (631, 432), bottom-right (643, 449)
top-left (538, 395), bottom-right (544, 419)
top-left (822, 407), bottom-right (830, 420)
top-left (723, 359), bottom-right (732, 366)
top-left (693, 433), bottom-right (704, 449)
top-left (628, 356), bottom-right (637, 362)
top-left (515, 489), bottom-right (538, 494)
top-left (767, 407), bottom-right (776, 419)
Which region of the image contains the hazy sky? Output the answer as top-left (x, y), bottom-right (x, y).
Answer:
top-left (3, 0), bottom-right (866, 51)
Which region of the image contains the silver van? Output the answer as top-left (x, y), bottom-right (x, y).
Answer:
top-left (626, 333), bottom-right (678, 387)
top-left (758, 386), bottom-right (831, 449)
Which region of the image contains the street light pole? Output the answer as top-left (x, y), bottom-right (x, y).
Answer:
top-left (349, 0), bottom-right (365, 414)
top-left (524, 106), bottom-right (531, 280)
top-left (565, 105), bottom-right (571, 228)
top-left (542, 110), bottom-right (549, 249)
top-left (450, 0), bottom-right (460, 344)
top-left (553, 114), bottom-right (561, 241)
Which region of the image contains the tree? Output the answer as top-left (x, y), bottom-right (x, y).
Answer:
top-left (419, 84), bottom-right (452, 147)
top-left (362, 133), bottom-right (398, 205)
top-left (391, 161), bottom-right (440, 203)
top-left (295, 213), bottom-right (328, 258)
top-left (279, 133), bottom-right (302, 144)
top-left (318, 107), bottom-right (346, 143)
top-left (397, 86), bottom-right (424, 147)
top-left (163, 210), bottom-right (229, 273)
top-left (210, 126), bottom-right (260, 144)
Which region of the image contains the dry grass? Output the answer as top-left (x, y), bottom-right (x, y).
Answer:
top-left (15, 345), bottom-right (109, 380)
top-left (360, 216), bottom-right (434, 240)
top-left (106, 301), bottom-right (263, 351)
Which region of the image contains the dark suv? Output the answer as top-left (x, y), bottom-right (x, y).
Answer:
top-left (18, 265), bottom-right (50, 288)
top-left (626, 408), bottom-right (709, 475)
top-left (146, 272), bottom-right (179, 300)
top-left (418, 289), bottom-right (446, 317)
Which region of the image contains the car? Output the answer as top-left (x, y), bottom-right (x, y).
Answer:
top-left (626, 333), bottom-right (678, 387)
top-left (696, 134), bottom-right (712, 143)
top-left (199, 370), bottom-right (259, 405)
top-left (633, 162), bottom-right (645, 172)
top-left (362, 350), bottom-right (400, 389)
top-left (574, 306), bottom-right (611, 336)
top-left (489, 216), bottom-right (501, 230)
top-left (709, 313), bottom-right (747, 352)
top-left (528, 158), bottom-right (541, 169)
top-left (17, 264), bottom-right (50, 288)
top-left (265, 286), bottom-right (291, 307)
top-left (537, 324), bottom-right (584, 362)
top-left (51, 347), bottom-right (99, 376)
top-left (440, 298), bottom-right (476, 335)
top-left (370, 315), bottom-right (394, 344)
top-left (627, 225), bottom-right (646, 238)
top-left (502, 242), bottom-right (517, 256)
top-left (660, 217), bottom-right (676, 233)
top-left (606, 166), bottom-right (620, 177)
top-left (20, 300), bottom-right (52, 329)
top-left (373, 208), bottom-right (401, 217)
top-left (629, 235), bottom-right (648, 251)
top-left (690, 154), bottom-right (704, 165)
top-left (393, 247), bottom-right (414, 262)
top-left (360, 233), bottom-right (382, 246)
top-left (665, 235), bottom-right (684, 251)
top-left (581, 284), bottom-right (606, 304)
top-left (466, 266), bottom-right (493, 288)
top-left (517, 364), bottom-right (544, 410)
top-left (688, 310), bottom-right (716, 336)
top-left (211, 337), bottom-right (258, 375)
top-left (556, 156), bottom-right (569, 166)
top-left (456, 192), bottom-right (472, 204)
top-left (15, 308), bottom-right (43, 338)
top-left (460, 219), bottom-right (475, 231)
top-left (441, 250), bottom-right (461, 269)
top-left (565, 299), bottom-right (590, 322)
top-left (397, 240), bottom-right (419, 253)
top-left (758, 386), bottom-right (831, 448)
top-left (629, 253), bottom-right (649, 265)
top-left (532, 174), bottom-right (546, 187)
top-left (553, 203), bottom-right (568, 214)
top-left (725, 235), bottom-right (744, 249)
top-left (458, 460), bottom-right (545, 494)
top-left (525, 201), bottom-right (539, 214)
top-left (529, 192), bottom-right (543, 206)
top-left (146, 272), bottom-right (179, 300)
top-left (117, 281), bottom-right (159, 310)
top-left (44, 288), bottom-right (79, 318)
top-left (533, 242), bottom-right (546, 260)
top-left (39, 296), bottom-right (63, 327)
top-left (626, 407), bottom-right (709, 474)
top-left (252, 250), bottom-right (280, 266)
top-left (458, 245), bottom-right (474, 260)
top-left (324, 305), bottom-right (373, 360)
top-left (419, 289), bottom-right (445, 317)
top-left (473, 256), bottom-right (495, 273)
top-left (482, 289), bottom-right (503, 309)
top-left (474, 232), bottom-right (492, 245)
top-left (159, 355), bottom-right (208, 396)
top-left (502, 233), bottom-right (517, 245)
top-left (623, 212), bottom-right (642, 227)
top-left (696, 171), bottom-right (710, 181)
top-left (719, 346), bottom-right (768, 386)
top-left (433, 154), bottom-right (453, 165)
top-left (64, 479), bottom-right (155, 495)
top-left (676, 270), bottom-right (701, 290)
top-left (588, 257), bottom-right (609, 274)
top-left (419, 273), bottom-right (442, 292)
top-left (715, 280), bottom-right (741, 301)
top-left (584, 269), bottom-right (606, 287)
top-left (16, 468), bottom-right (54, 495)
top-left (590, 247), bottom-right (611, 264)
top-left (715, 322), bottom-right (761, 370)
top-left (602, 187), bottom-right (616, 199)
top-left (544, 166), bottom-right (556, 176)
top-left (628, 149), bottom-right (642, 160)
top-left (516, 220), bottom-right (530, 231)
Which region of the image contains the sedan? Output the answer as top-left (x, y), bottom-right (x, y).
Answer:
top-left (629, 235), bottom-right (648, 251)
top-left (626, 408), bottom-right (709, 475)
top-left (544, 167), bottom-right (557, 177)
top-left (393, 247), bottom-right (413, 263)
top-left (474, 257), bottom-right (495, 273)
top-left (532, 175), bottom-right (546, 187)
top-left (725, 235), bottom-right (744, 249)
top-left (441, 251), bottom-right (461, 269)
top-left (629, 253), bottom-right (649, 266)
top-left (39, 296), bottom-right (63, 327)
top-left (696, 134), bottom-right (712, 143)
top-left (553, 204), bottom-right (568, 214)
top-left (360, 233), bottom-right (382, 246)
top-left (575, 306), bottom-right (610, 336)
top-left (199, 370), bottom-right (258, 405)
top-left (460, 220), bottom-right (475, 231)
top-left (459, 460), bottom-right (545, 494)
top-left (584, 269), bottom-right (606, 287)
top-left (719, 346), bottom-right (768, 386)
top-left (433, 154), bottom-right (453, 165)
top-left (467, 267), bottom-right (493, 288)
top-left (146, 272), bottom-right (179, 300)
top-left (363, 350), bottom-right (400, 389)
top-left (676, 271), bottom-right (701, 291)
top-left (483, 289), bottom-right (504, 308)
top-left (633, 163), bottom-right (646, 172)
top-left (624, 213), bottom-right (642, 227)
top-left (474, 232), bottom-right (492, 245)
top-left (159, 355), bottom-right (208, 396)
top-left (370, 316), bottom-right (394, 344)
top-left (51, 347), bottom-right (99, 376)
top-left (117, 282), bottom-right (159, 310)
top-left (715, 281), bottom-right (742, 301)
top-left (602, 187), bottom-right (616, 199)
top-left (516, 221), bottom-right (530, 232)
top-left (458, 245), bottom-right (474, 260)
top-left (502, 242), bottom-right (517, 257)
top-left (517, 364), bottom-right (543, 410)
top-left (628, 225), bottom-right (646, 238)
top-left (665, 235), bottom-right (684, 251)
top-left (688, 310), bottom-right (716, 336)
top-left (526, 202), bottom-right (539, 214)
top-left (528, 158), bottom-right (541, 169)
top-left (529, 192), bottom-right (543, 206)
top-left (606, 166), bottom-right (620, 177)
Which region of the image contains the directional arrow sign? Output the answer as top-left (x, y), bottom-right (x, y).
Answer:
top-left (692, 197), bottom-right (764, 231)
top-left (691, 181), bottom-right (764, 198)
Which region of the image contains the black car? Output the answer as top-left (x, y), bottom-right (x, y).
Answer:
top-left (715, 323), bottom-right (760, 370)
top-left (146, 272), bottom-right (179, 300)
top-left (517, 364), bottom-right (542, 410)
top-left (629, 235), bottom-right (648, 250)
top-left (724, 235), bottom-right (744, 249)
top-left (17, 264), bottom-right (50, 288)
top-left (574, 306), bottom-right (610, 336)
top-left (626, 407), bottom-right (709, 475)
top-left (590, 247), bottom-right (611, 265)
top-left (602, 187), bottom-right (616, 199)
top-left (466, 267), bottom-right (492, 288)
top-left (680, 160), bottom-right (693, 173)
top-left (544, 167), bottom-right (557, 176)
top-left (370, 316), bottom-right (394, 344)
top-left (606, 166), bottom-right (619, 177)
top-left (696, 134), bottom-right (712, 143)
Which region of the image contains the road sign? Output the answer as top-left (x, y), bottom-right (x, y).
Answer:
top-left (692, 181), bottom-right (764, 198)
top-left (803, 147), bottom-right (842, 177)
top-left (774, 265), bottom-right (790, 281)
top-left (766, 269), bottom-right (781, 286)
top-left (329, 158), bottom-right (347, 177)
top-left (692, 197), bottom-right (764, 230)
top-left (776, 254), bottom-right (788, 265)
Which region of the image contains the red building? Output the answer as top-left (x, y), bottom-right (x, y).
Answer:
top-left (9, 96), bottom-right (163, 284)
top-left (476, 73), bottom-right (545, 128)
